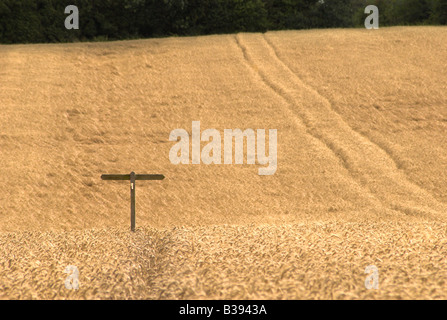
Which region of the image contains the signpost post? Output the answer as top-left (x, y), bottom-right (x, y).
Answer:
top-left (101, 172), bottom-right (165, 231)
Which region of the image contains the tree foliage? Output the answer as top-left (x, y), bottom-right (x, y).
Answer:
top-left (0, 0), bottom-right (445, 44)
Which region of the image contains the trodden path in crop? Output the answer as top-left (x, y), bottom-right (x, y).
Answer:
top-left (234, 32), bottom-right (447, 221)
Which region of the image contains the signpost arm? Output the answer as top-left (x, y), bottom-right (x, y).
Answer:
top-left (130, 172), bottom-right (136, 232)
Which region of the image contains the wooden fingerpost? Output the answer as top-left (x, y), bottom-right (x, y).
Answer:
top-left (130, 171), bottom-right (136, 231)
top-left (101, 172), bottom-right (165, 232)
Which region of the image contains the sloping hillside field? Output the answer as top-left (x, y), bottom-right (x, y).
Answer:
top-left (0, 27), bottom-right (446, 299)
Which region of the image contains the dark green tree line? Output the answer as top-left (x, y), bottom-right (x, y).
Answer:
top-left (0, 0), bottom-right (445, 44)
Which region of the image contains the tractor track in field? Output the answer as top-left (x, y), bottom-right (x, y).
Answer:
top-left (233, 33), bottom-right (447, 221)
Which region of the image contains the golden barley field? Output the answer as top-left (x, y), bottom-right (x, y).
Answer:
top-left (0, 26), bottom-right (447, 299)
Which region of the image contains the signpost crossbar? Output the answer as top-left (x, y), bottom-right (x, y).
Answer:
top-left (101, 174), bottom-right (165, 181)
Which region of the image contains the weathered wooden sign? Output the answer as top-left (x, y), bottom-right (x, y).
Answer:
top-left (101, 172), bottom-right (165, 231)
